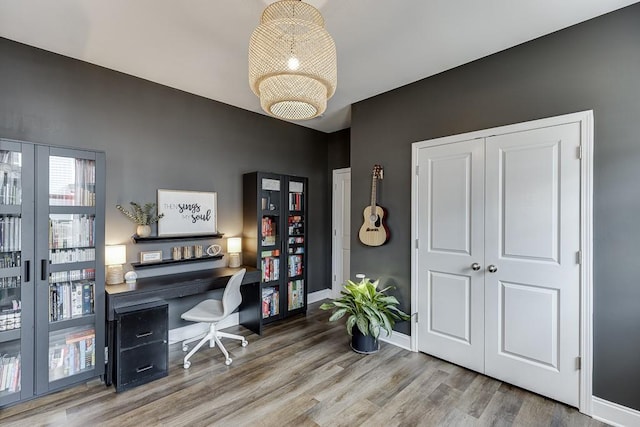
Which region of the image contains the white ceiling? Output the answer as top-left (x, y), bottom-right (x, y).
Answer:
top-left (0, 0), bottom-right (637, 133)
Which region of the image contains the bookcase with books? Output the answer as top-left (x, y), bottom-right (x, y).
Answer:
top-left (242, 172), bottom-right (307, 333)
top-left (0, 139), bottom-right (105, 408)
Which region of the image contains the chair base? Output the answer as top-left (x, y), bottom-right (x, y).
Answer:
top-left (182, 323), bottom-right (248, 368)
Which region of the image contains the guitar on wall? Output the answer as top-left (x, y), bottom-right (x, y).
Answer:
top-left (358, 164), bottom-right (389, 246)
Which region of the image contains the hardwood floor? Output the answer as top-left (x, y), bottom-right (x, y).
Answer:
top-left (0, 302), bottom-right (607, 427)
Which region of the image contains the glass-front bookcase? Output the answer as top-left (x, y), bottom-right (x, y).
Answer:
top-left (242, 172), bottom-right (307, 332)
top-left (0, 140), bottom-right (33, 407)
top-left (0, 140), bottom-right (104, 408)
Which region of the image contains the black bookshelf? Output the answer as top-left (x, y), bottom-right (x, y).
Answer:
top-left (243, 172), bottom-right (308, 330)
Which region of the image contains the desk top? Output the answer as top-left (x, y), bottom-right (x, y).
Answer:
top-left (105, 266), bottom-right (260, 321)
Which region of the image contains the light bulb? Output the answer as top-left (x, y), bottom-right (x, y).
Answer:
top-left (287, 56), bottom-right (300, 71)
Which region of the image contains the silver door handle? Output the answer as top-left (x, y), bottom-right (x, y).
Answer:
top-left (487, 265), bottom-right (498, 273)
top-left (471, 263), bottom-right (481, 271)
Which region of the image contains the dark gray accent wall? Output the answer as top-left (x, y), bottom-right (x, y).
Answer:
top-left (0, 37), bottom-right (330, 330)
top-left (350, 3), bottom-right (640, 411)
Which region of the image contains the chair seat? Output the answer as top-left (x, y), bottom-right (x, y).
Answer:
top-left (181, 299), bottom-right (225, 322)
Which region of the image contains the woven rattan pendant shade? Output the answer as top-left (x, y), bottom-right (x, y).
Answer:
top-left (249, 0), bottom-right (337, 120)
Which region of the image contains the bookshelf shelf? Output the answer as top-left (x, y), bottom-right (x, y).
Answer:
top-left (131, 254), bottom-right (224, 270)
top-left (0, 329), bottom-right (20, 344)
top-left (131, 233), bottom-right (224, 244)
top-left (48, 314), bottom-right (97, 332)
top-left (243, 172), bottom-right (308, 334)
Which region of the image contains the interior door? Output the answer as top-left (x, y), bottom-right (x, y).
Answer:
top-left (416, 139), bottom-right (485, 372)
top-left (484, 123), bottom-right (581, 406)
top-left (332, 168), bottom-right (350, 296)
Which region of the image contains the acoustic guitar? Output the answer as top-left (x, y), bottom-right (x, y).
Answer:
top-left (358, 164), bottom-right (389, 246)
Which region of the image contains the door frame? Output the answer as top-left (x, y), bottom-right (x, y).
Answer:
top-left (332, 167), bottom-right (351, 298)
top-left (410, 110), bottom-right (594, 414)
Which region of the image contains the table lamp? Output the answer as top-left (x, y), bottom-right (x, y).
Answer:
top-left (105, 244), bottom-right (127, 285)
top-left (227, 237), bottom-right (242, 268)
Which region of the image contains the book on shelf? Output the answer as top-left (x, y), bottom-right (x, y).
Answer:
top-left (288, 280), bottom-right (304, 310)
top-left (261, 257), bottom-right (280, 282)
top-left (288, 255), bottom-right (303, 277)
top-left (261, 287), bottom-right (279, 318)
top-left (289, 192), bottom-right (303, 211)
top-left (49, 215), bottom-right (95, 249)
top-left (0, 216), bottom-right (21, 252)
top-left (0, 353), bottom-right (21, 393)
top-left (49, 281), bottom-right (94, 322)
top-left (49, 329), bottom-right (95, 381)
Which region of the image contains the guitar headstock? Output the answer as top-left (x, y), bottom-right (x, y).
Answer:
top-left (372, 164), bottom-right (383, 180)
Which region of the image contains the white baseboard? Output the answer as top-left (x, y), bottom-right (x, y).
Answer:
top-left (308, 288), bottom-right (332, 304)
top-left (168, 313), bottom-right (240, 344)
top-left (380, 331), bottom-right (412, 351)
top-left (592, 396), bottom-right (640, 427)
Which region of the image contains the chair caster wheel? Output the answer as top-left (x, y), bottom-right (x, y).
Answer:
top-left (242, 340), bottom-right (248, 347)
top-left (225, 358), bottom-right (232, 366)
top-left (182, 345), bottom-right (188, 352)
top-left (183, 361), bottom-right (191, 369)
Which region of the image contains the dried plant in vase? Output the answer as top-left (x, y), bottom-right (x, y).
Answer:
top-left (116, 202), bottom-right (164, 237)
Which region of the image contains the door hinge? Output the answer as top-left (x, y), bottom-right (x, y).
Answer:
top-left (334, 229), bottom-right (337, 236)
top-left (577, 146), bottom-right (582, 159)
top-left (415, 239), bottom-right (419, 249)
top-left (413, 312), bottom-right (419, 323)
top-left (576, 250), bottom-right (582, 265)
top-left (333, 274), bottom-right (336, 282)
top-left (104, 346), bottom-right (108, 361)
top-left (576, 356), bottom-right (581, 370)
top-left (415, 165), bottom-right (419, 175)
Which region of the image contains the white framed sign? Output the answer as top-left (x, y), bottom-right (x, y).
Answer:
top-left (157, 189), bottom-right (217, 236)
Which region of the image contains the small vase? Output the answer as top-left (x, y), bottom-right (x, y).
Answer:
top-left (136, 225), bottom-right (151, 237)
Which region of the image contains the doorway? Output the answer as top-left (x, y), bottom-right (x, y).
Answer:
top-left (332, 168), bottom-right (351, 297)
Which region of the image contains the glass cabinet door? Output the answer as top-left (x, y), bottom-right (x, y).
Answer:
top-left (35, 148), bottom-right (104, 394)
top-left (0, 141), bottom-right (34, 406)
top-left (285, 178), bottom-right (306, 314)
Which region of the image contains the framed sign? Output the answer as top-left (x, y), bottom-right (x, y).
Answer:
top-left (157, 189), bottom-right (217, 236)
top-left (140, 250), bottom-right (163, 264)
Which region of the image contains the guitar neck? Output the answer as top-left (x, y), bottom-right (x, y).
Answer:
top-left (370, 175), bottom-right (377, 212)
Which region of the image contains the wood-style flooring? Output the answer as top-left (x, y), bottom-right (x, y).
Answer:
top-left (0, 302), bottom-right (607, 427)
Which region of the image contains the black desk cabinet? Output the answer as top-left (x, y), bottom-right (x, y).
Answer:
top-left (114, 301), bottom-right (168, 392)
top-left (105, 266), bottom-right (262, 387)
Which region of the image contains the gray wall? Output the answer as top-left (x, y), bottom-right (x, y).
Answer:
top-left (350, 3), bottom-right (640, 411)
top-left (0, 37), bottom-right (330, 328)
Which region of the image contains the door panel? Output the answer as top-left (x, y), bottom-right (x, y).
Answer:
top-left (417, 139), bottom-right (484, 372)
top-left (500, 281), bottom-right (558, 368)
top-left (430, 154), bottom-right (472, 254)
top-left (332, 169), bottom-right (350, 296)
top-left (485, 123), bottom-right (581, 406)
top-left (429, 271), bottom-right (471, 343)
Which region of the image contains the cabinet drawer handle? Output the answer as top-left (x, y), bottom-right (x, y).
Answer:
top-left (136, 365), bottom-right (153, 373)
top-left (136, 331), bottom-right (153, 338)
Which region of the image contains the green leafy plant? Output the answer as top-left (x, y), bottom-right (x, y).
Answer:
top-left (320, 278), bottom-right (410, 339)
top-left (116, 202), bottom-right (164, 225)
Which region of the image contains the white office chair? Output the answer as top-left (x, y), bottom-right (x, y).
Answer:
top-left (181, 268), bottom-right (248, 368)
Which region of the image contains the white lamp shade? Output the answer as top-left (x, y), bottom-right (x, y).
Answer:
top-left (227, 237), bottom-right (242, 254)
top-left (105, 245), bottom-right (127, 265)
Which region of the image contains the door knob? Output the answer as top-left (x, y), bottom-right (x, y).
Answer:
top-left (471, 263), bottom-right (481, 271)
top-left (487, 265), bottom-right (498, 273)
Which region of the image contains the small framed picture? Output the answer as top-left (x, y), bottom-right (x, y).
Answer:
top-left (140, 250), bottom-right (163, 264)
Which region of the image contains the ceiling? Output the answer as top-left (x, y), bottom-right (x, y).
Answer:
top-left (0, 0), bottom-right (637, 133)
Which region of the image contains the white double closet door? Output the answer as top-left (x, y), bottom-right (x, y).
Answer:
top-left (415, 120), bottom-right (581, 407)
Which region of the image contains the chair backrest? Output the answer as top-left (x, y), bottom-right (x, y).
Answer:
top-left (221, 268), bottom-right (246, 317)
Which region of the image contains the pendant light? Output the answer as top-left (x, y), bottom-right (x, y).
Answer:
top-left (249, 0), bottom-right (337, 120)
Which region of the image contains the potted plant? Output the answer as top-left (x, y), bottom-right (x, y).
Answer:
top-left (116, 202), bottom-right (164, 237)
top-left (320, 276), bottom-right (410, 354)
